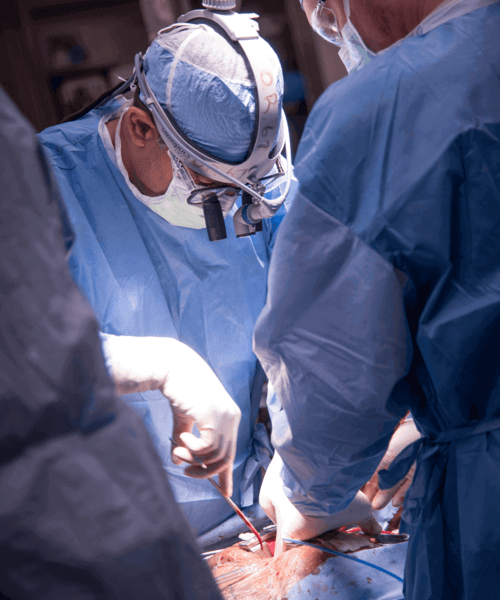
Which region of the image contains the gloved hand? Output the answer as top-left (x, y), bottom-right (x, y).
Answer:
top-left (101, 334), bottom-right (241, 497)
top-left (259, 452), bottom-right (381, 557)
top-left (362, 417), bottom-right (421, 510)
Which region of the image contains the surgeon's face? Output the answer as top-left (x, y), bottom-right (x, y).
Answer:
top-left (118, 108), bottom-right (237, 200)
top-left (303, 0), bottom-right (419, 52)
top-left (303, 0), bottom-right (348, 32)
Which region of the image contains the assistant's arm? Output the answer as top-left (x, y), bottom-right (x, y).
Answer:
top-left (254, 190), bottom-right (412, 518)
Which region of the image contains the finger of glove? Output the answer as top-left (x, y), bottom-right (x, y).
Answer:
top-left (179, 430), bottom-right (228, 465)
top-left (361, 450), bottom-right (394, 501)
top-left (171, 415), bottom-right (195, 465)
top-left (358, 515), bottom-right (382, 535)
top-left (392, 477), bottom-right (413, 507)
top-left (172, 444), bottom-right (227, 469)
top-left (361, 470), bottom-right (382, 503)
top-left (372, 478), bottom-right (407, 511)
top-left (183, 456), bottom-right (232, 480)
top-left (374, 458), bottom-right (417, 509)
top-left (180, 432), bottom-right (237, 486)
top-left (392, 463), bottom-right (416, 507)
top-left (172, 445), bottom-right (197, 465)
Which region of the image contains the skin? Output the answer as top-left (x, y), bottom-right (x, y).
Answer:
top-left (303, 0), bottom-right (446, 51)
top-left (106, 107), bottom-right (232, 195)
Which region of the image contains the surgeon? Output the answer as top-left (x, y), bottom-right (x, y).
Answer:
top-left (39, 4), bottom-right (294, 537)
top-left (255, 0), bottom-right (500, 598)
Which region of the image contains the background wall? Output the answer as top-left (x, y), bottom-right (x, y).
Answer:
top-left (1, 0), bottom-right (347, 153)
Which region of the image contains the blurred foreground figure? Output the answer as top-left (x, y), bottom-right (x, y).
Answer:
top-left (0, 87), bottom-right (222, 600)
top-left (256, 1), bottom-right (500, 598)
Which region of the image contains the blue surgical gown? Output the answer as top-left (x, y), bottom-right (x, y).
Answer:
top-left (254, 4), bottom-right (500, 599)
top-left (39, 99), bottom-right (292, 536)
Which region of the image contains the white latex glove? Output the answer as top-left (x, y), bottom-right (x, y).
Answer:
top-left (101, 334), bottom-right (241, 497)
top-left (259, 452), bottom-right (381, 557)
top-left (363, 417), bottom-right (422, 510)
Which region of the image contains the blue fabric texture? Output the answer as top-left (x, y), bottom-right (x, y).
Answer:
top-left (38, 99), bottom-right (295, 536)
top-left (254, 5), bottom-right (500, 600)
top-left (0, 87), bottom-right (224, 600)
top-left (141, 23), bottom-right (283, 163)
top-left (287, 542), bottom-right (406, 600)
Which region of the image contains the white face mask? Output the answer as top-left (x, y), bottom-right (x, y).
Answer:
top-left (114, 110), bottom-right (236, 230)
top-left (338, 0), bottom-right (481, 73)
top-left (338, 0), bottom-right (376, 73)
top-left (310, 0), bottom-right (375, 72)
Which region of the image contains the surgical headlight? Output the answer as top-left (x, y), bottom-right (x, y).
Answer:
top-left (132, 0), bottom-right (292, 241)
top-left (85, 0), bottom-right (292, 241)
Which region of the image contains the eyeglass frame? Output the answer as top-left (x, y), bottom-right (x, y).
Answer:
top-left (312, 0), bottom-right (344, 47)
top-left (170, 153), bottom-right (286, 207)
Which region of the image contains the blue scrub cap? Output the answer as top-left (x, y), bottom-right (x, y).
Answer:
top-left (141, 22), bottom-right (283, 163)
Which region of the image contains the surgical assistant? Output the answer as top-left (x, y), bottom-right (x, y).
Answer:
top-left (39, 10), bottom-right (295, 536)
top-left (255, 1), bottom-right (500, 599)
top-left (0, 86), bottom-right (224, 600)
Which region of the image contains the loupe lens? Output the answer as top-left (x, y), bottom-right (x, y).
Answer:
top-left (312, 5), bottom-right (343, 46)
top-left (203, 195), bottom-right (227, 241)
top-left (188, 185), bottom-right (239, 206)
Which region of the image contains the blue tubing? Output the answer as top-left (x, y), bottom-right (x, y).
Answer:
top-left (282, 538), bottom-right (404, 583)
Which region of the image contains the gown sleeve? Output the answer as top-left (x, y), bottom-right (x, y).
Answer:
top-left (254, 191), bottom-right (411, 516)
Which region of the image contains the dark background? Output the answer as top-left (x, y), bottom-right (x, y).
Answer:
top-left (0, 0), bottom-right (347, 155)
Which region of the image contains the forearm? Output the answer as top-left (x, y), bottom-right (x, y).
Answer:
top-left (100, 333), bottom-right (210, 400)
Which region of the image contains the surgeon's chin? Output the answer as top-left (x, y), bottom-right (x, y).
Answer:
top-left (130, 169), bottom-right (168, 197)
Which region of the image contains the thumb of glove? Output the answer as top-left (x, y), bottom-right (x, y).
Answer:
top-left (171, 413), bottom-right (196, 465)
top-left (372, 418), bottom-right (421, 510)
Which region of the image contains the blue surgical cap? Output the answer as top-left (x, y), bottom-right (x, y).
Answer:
top-left (141, 22), bottom-right (283, 163)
